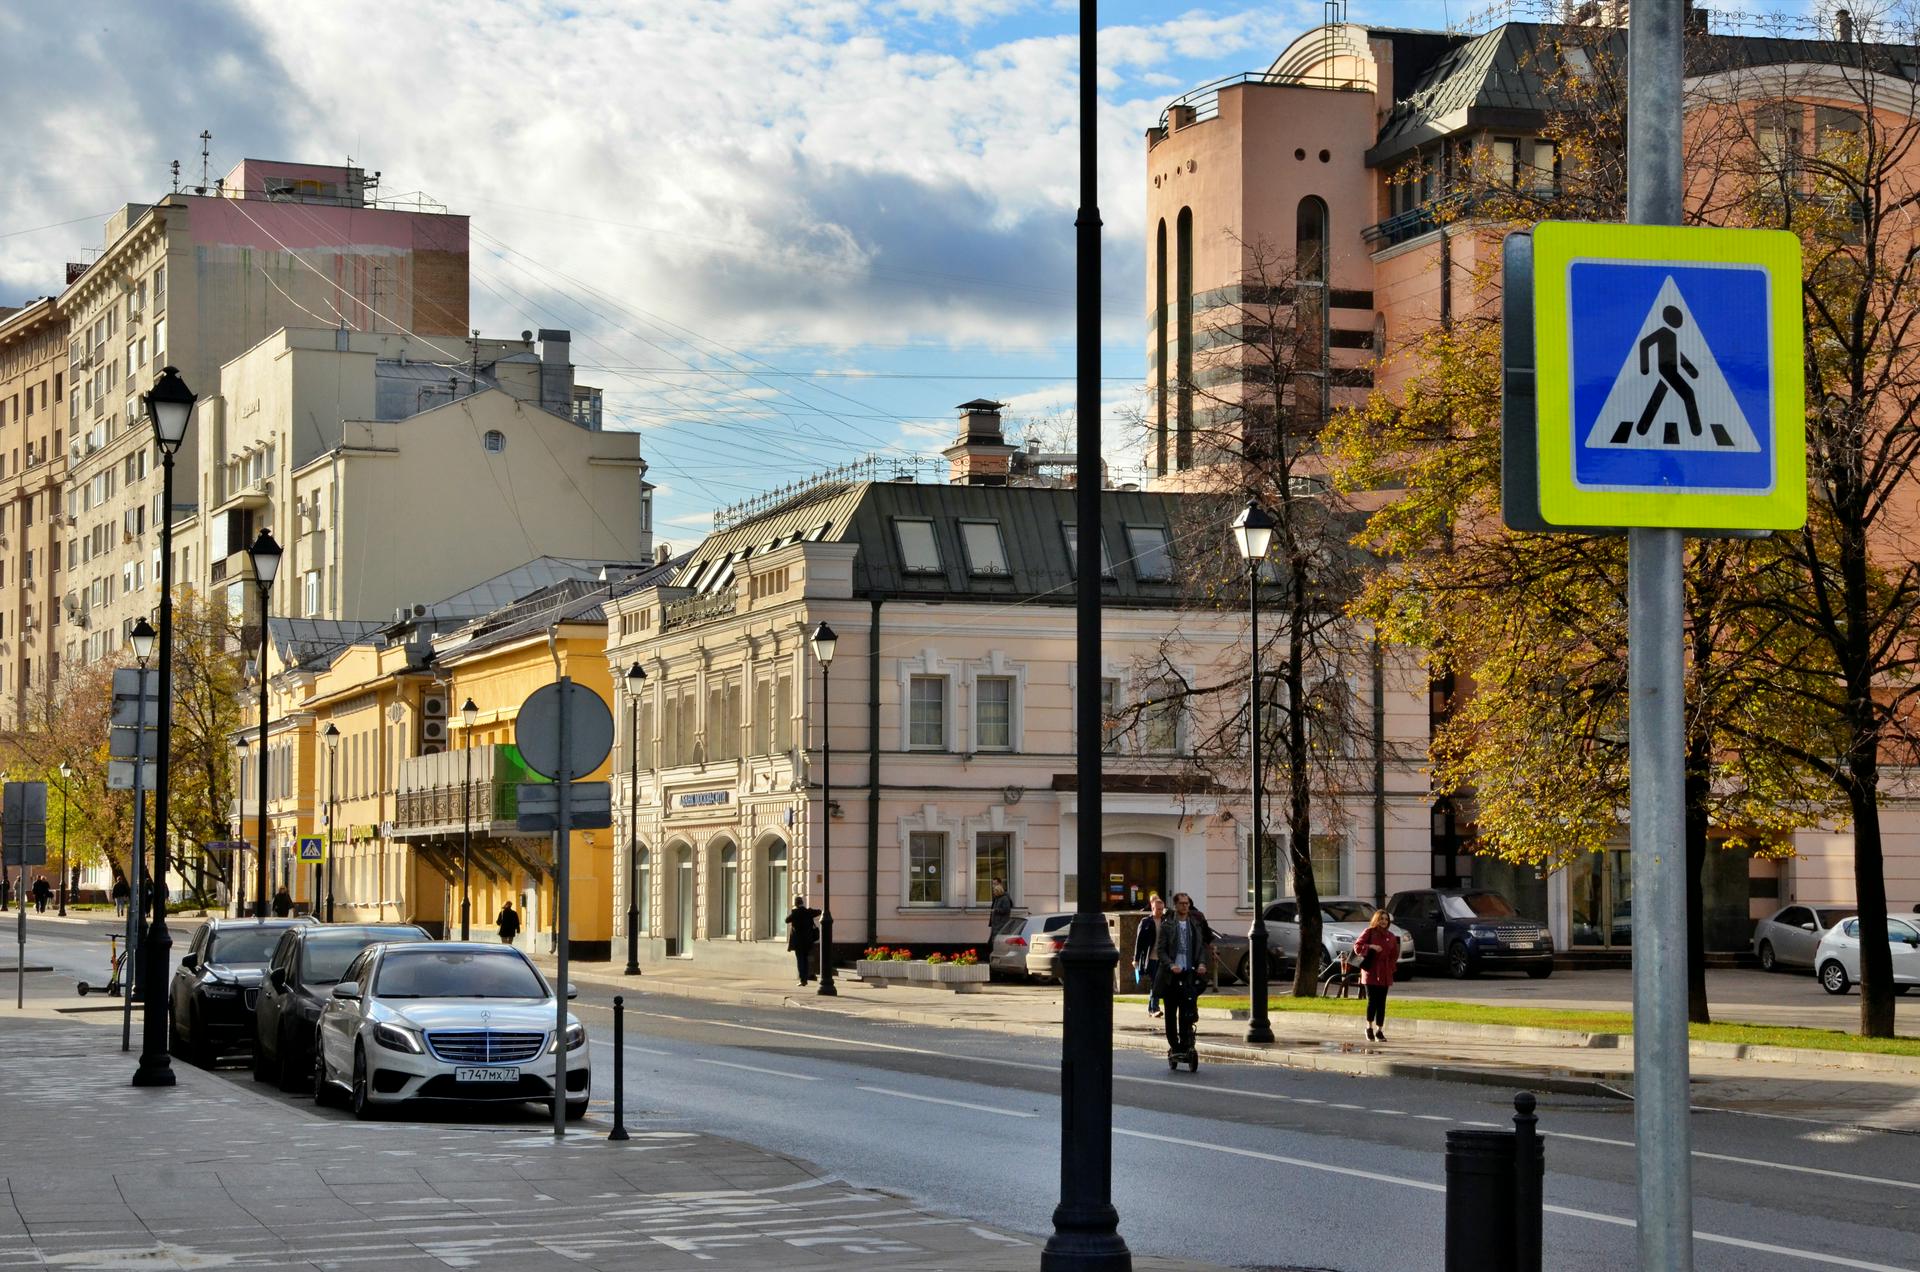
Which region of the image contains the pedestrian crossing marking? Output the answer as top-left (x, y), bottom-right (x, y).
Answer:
top-left (1583, 276), bottom-right (1761, 454)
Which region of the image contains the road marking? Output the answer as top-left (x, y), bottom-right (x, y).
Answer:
top-left (700, 1058), bottom-right (821, 1081)
top-left (856, 1086), bottom-right (1037, 1118)
top-left (1544, 1130), bottom-right (1920, 1193)
top-left (1118, 1128), bottom-right (1920, 1272)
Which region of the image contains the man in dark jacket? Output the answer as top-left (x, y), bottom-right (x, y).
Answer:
top-left (271, 886), bottom-right (294, 917)
top-left (785, 896), bottom-right (822, 985)
top-left (31, 876), bottom-right (51, 913)
top-left (1133, 894), bottom-right (1165, 1017)
top-left (1154, 892), bottom-right (1214, 1056)
top-left (497, 901), bottom-right (521, 945)
top-left (111, 876), bottom-right (131, 917)
top-left (987, 878), bottom-right (1012, 949)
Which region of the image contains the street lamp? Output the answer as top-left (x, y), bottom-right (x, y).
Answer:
top-left (809, 622), bottom-right (837, 997)
top-left (55, 762), bottom-right (71, 917)
top-left (460, 697), bottom-right (478, 941)
top-left (323, 724), bottom-right (339, 923)
top-left (0, 769), bottom-right (8, 914)
top-left (623, 663), bottom-right (646, 976)
top-left (135, 364), bottom-right (195, 1087)
top-left (248, 528), bottom-right (282, 919)
top-left (1233, 501), bottom-right (1277, 1046)
top-left (234, 735), bottom-right (250, 918)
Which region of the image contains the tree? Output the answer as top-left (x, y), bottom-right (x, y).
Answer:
top-left (165, 590), bottom-right (248, 907)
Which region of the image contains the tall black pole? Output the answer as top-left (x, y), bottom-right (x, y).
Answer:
top-left (255, 598), bottom-right (271, 917)
top-left (624, 689), bottom-right (641, 975)
top-left (326, 744), bottom-right (336, 923)
top-left (1042, 2), bottom-right (1127, 1265)
top-left (56, 772), bottom-right (68, 918)
top-left (133, 438), bottom-right (179, 1086)
top-left (817, 657), bottom-right (837, 997)
top-left (461, 730), bottom-right (473, 941)
top-left (1247, 560), bottom-right (1273, 1043)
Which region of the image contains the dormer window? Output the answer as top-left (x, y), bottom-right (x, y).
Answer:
top-left (895, 518), bottom-right (941, 574)
top-left (483, 430), bottom-right (506, 453)
top-left (1062, 523), bottom-right (1114, 578)
top-left (1126, 525), bottom-right (1174, 581)
top-left (960, 521), bottom-right (1009, 576)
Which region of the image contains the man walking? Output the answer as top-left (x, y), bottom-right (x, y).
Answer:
top-left (1134, 894), bottom-right (1165, 1017)
top-left (111, 876), bottom-right (130, 918)
top-left (496, 900), bottom-right (521, 946)
top-left (987, 877), bottom-right (1012, 948)
top-left (1154, 892), bottom-right (1213, 1061)
top-left (271, 885), bottom-right (294, 918)
top-left (31, 876), bottom-right (51, 913)
top-left (785, 896), bottom-right (822, 986)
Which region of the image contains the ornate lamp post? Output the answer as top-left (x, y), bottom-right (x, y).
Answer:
top-left (134, 365), bottom-right (194, 1088)
top-left (248, 529), bottom-right (282, 917)
top-left (623, 662), bottom-right (646, 976)
top-left (460, 697), bottom-right (478, 940)
top-left (323, 723), bottom-right (339, 922)
top-left (234, 735), bottom-right (249, 917)
top-left (1233, 502), bottom-right (1277, 1046)
top-left (809, 622), bottom-right (837, 997)
top-left (55, 762), bottom-right (71, 917)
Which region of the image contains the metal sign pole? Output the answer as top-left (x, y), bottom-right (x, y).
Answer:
top-left (553, 674), bottom-right (572, 1138)
top-left (1626, 5), bottom-right (1694, 1269)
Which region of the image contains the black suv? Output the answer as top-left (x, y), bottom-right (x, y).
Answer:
top-left (169, 916), bottom-right (314, 1066)
top-left (253, 922), bottom-right (429, 1091)
top-left (1385, 888), bottom-right (1554, 979)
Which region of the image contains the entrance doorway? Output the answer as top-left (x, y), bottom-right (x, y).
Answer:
top-left (1099, 852), bottom-right (1166, 912)
top-left (668, 845), bottom-right (695, 956)
top-left (1569, 847), bottom-right (1632, 949)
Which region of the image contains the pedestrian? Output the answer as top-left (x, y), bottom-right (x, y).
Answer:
top-left (988, 877), bottom-right (1012, 947)
top-left (1134, 894), bottom-right (1165, 1017)
top-left (496, 900), bottom-right (521, 946)
top-left (271, 885), bottom-right (293, 918)
top-left (1352, 909), bottom-right (1402, 1043)
top-left (1154, 892), bottom-right (1214, 1060)
top-left (785, 895), bottom-right (822, 986)
top-left (31, 876), bottom-right (51, 913)
top-left (111, 876), bottom-right (131, 918)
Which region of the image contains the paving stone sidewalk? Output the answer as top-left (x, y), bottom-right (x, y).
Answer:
top-left (0, 1014), bottom-right (1214, 1271)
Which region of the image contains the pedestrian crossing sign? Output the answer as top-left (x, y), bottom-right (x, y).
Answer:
top-left (1522, 221), bottom-right (1804, 530)
top-left (297, 837), bottom-right (326, 864)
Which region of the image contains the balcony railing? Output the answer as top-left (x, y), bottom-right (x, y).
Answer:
top-left (394, 744), bottom-right (536, 837)
top-left (662, 584), bottom-right (737, 632)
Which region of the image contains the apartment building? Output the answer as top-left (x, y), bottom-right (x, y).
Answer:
top-left (0, 298), bottom-right (70, 723)
top-left (192, 325), bottom-right (649, 629)
top-left (58, 158), bottom-right (469, 666)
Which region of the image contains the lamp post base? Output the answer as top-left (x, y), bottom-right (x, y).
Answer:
top-left (130, 1061), bottom-right (177, 1087)
top-left (816, 913), bottom-right (837, 996)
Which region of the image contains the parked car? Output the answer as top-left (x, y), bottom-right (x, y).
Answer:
top-left (1385, 888), bottom-right (1554, 979)
top-left (989, 913), bottom-right (1074, 982)
top-left (253, 923), bottom-right (430, 1091)
top-left (314, 941), bottom-right (589, 1120)
top-left (1250, 898), bottom-right (1415, 982)
top-left (1815, 915), bottom-right (1920, 995)
top-left (1752, 904), bottom-right (1856, 972)
top-left (168, 916), bottom-right (315, 1067)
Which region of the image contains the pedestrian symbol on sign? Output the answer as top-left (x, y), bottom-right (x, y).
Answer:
top-left (297, 837), bottom-right (325, 864)
top-left (1584, 276), bottom-right (1760, 454)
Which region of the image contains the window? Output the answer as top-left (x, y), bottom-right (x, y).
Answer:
top-left (706, 677), bottom-right (742, 761)
top-left (1063, 524), bottom-right (1114, 578)
top-left (960, 521), bottom-right (1009, 576)
top-left (303, 570), bottom-right (321, 617)
top-left (1126, 526), bottom-right (1173, 581)
top-left (1308, 835), bottom-right (1343, 896)
top-left (152, 265), bottom-right (165, 311)
top-left (773, 673), bottom-right (793, 754)
top-left (1295, 195), bottom-right (1328, 284)
top-left (635, 848), bottom-right (651, 934)
top-left (482, 430), bottom-right (506, 453)
top-left (1527, 140), bottom-right (1559, 192)
top-left (1141, 686), bottom-right (1182, 754)
top-left (1098, 677), bottom-right (1123, 753)
top-left (1245, 834), bottom-right (1281, 907)
top-left (975, 676), bottom-right (1013, 751)
top-left (908, 676), bottom-right (946, 750)
top-left (895, 518), bottom-right (941, 574)
top-left (974, 832), bottom-right (1011, 905)
top-left (718, 844), bottom-right (740, 937)
top-left (908, 832), bottom-right (946, 904)
top-left (1490, 137), bottom-right (1520, 186)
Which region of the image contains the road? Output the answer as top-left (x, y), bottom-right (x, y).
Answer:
top-left (14, 914), bottom-right (1917, 1272)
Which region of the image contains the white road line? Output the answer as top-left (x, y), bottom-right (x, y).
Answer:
top-left (856, 1086), bottom-right (1037, 1118)
top-left (1544, 1130), bottom-right (1920, 1193)
top-left (700, 1057), bottom-right (821, 1081)
top-left (1119, 1128), bottom-right (1919, 1272)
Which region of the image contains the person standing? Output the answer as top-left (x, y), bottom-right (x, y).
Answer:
top-left (496, 900), bottom-right (521, 946)
top-left (111, 876), bottom-right (131, 918)
top-left (31, 876), bottom-right (51, 913)
top-left (785, 896), bottom-right (822, 986)
top-left (1133, 894), bottom-right (1165, 1017)
top-left (271, 885), bottom-right (294, 918)
top-left (1154, 892), bottom-right (1214, 1059)
top-left (987, 877), bottom-right (1012, 947)
top-left (1352, 909), bottom-right (1402, 1042)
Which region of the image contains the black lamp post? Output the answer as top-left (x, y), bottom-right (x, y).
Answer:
top-left (810, 622), bottom-right (837, 997)
top-left (323, 724), bottom-right (339, 923)
top-left (248, 529), bottom-right (282, 917)
top-left (134, 365), bottom-right (194, 1088)
top-left (0, 768), bottom-right (9, 914)
top-left (233, 736), bottom-right (249, 917)
top-left (55, 762), bottom-right (71, 917)
top-left (460, 697), bottom-right (478, 941)
top-left (623, 662), bottom-right (646, 976)
top-left (1234, 502), bottom-right (1277, 1046)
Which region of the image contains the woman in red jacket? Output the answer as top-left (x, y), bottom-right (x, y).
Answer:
top-left (1352, 909), bottom-right (1402, 1042)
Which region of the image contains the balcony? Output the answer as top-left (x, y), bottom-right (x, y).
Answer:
top-left (662, 584), bottom-right (737, 633)
top-left (394, 744), bottom-right (538, 839)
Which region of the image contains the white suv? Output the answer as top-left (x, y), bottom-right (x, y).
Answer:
top-left (314, 942), bottom-right (589, 1119)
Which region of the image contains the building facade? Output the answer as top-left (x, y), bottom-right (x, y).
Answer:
top-left (0, 298), bottom-right (70, 723)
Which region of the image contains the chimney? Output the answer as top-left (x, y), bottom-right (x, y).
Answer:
top-left (1837, 7), bottom-right (1854, 41)
top-left (537, 329), bottom-right (574, 418)
top-left (942, 400), bottom-right (1015, 486)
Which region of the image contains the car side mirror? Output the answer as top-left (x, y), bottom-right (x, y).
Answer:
top-left (330, 981), bottom-right (360, 1000)
top-left (269, 968), bottom-right (288, 990)
top-left (180, 954), bottom-right (199, 972)
top-left (566, 984), bottom-right (578, 1001)
top-left (1802, 922), bottom-right (1817, 931)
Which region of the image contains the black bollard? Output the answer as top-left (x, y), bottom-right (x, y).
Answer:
top-left (1443, 1091), bottom-right (1547, 1272)
top-left (1511, 1092), bottom-right (1544, 1272)
top-left (609, 995), bottom-right (629, 1142)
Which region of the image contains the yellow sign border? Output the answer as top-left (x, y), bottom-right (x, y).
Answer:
top-left (1533, 221), bottom-right (1806, 530)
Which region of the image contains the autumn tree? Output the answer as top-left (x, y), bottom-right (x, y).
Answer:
top-left (165, 589), bottom-right (248, 907)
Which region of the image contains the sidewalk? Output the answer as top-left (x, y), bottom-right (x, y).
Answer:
top-left (546, 956), bottom-right (1920, 1134)
top-left (0, 1007), bottom-right (1215, 1272)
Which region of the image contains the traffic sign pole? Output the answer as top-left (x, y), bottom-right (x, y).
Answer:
top-left (553, 675), bottom-right (571, 1139)
top-left (1627, 5), bottom-right (1694, 1270)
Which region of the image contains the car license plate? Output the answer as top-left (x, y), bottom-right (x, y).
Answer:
top-left (456, 1067), bottom-right (518, 1083)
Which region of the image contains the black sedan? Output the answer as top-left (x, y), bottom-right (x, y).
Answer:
top-left (253, 923), bottom-right (429, 1091)
top-left (169, 917), bottom-right (314, 1067)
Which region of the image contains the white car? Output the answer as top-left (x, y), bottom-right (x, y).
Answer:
top-left (313, 942), bottom-right (590, 1120)
top-left (1815, 916), bottom-right (1920, 995)
top-left (1256, 897), bottom-right (1415, 980)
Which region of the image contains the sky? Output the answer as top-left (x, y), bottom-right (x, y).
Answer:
top-left (0, 0), bottom-right (1826, 549)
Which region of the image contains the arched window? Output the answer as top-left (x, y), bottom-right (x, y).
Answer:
top-left (635, 846), bottom-right (651, 935)
top-left (1155, 218), bottom-right (1169, 477)
top-left (1296, 195), bottom-right (1328, 283)
top-left (1175, 206), bottom-right (1194, 470)
top-left (719, 842), bottom-right (740, 938)
top-left (1295, 196), bottom-right (1331, 423)
top-left (482, 430), bottom-right (506, 453)
top-left (760, 841), bottom-right (789, 940)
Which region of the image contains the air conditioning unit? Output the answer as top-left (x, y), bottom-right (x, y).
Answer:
top-left (420, 718), bottom-right (449, 745)
top-left (421, 691), bottom-right (449, 720)
top-left (420, 740), bottom-right (446, 756)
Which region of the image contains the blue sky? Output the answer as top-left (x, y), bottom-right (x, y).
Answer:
top-left (0, 0), bottom-right (1824, 549)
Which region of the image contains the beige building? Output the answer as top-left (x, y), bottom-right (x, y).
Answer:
top-left (58, 158), bottom-right (469, 667)
top-left (0, 298), bottom-right (70, 722)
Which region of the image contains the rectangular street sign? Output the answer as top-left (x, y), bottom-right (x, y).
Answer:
top-left (106, 760), bottom-right (158, 791)
top-left (3, 782), bottom-right (46, 867)
top-left (515, 781), bottom-right (612, 832)
top-left (109, 726), bottom-right (158, 759)
top-left (296, 837), bottom-right (326, 864)
top-left (109, 699), bottom-right (160, 727)
top-left (1505, 221), bottom-right (1806, 532)
top-left (111, 667), bottom-right (165, 700)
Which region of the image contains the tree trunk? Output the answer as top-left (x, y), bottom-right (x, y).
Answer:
top-left (1684, 722), bottom-right (1712, 1025)
top-left (1849, 757), bottom-right (1896, 1038)
top-left (1286, 570), bottom-right (1322, 997)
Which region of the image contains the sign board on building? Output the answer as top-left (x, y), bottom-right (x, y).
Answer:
top-left (203, 840), bottom-right (246, 857)
top-left (296, 837), bottom-right (326, 864)
top-left (516, 781), bottom-right (612, 832)
top-left (2, 782), bottom-right (46, 868)
top-left (1503, 221), bottom-right (1806, 533)
top-left (677, 790), bottom-right (731, 811)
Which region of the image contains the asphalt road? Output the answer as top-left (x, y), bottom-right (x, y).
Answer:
top-left (17, 915), bottom-right (1918, 1272)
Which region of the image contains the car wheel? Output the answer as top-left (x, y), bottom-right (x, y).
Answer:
top-left (1526, 962), bottom-right (1554, 980)
top-left (312, 1033), bottom-right (336, 1106)
top-left (277, 1022), bottom-right (308, 1094)
top-left (186, 1010), bottom-right (215, 1069)
top-left (1233, 954), bottom-right (1250, 985)
top-left (1897, 986), bottom-right (1912, 997)
top-left (251, 1021), bottom-right (279, 1083)
top-left (1758, 941), bottom-right (1778, 973)
top-left (1447, 942), bottom-right (1475, 980)
top-left (558, 1099), bottom-right (588, 1122)
top-left (351, 1045), bottom-right (378, 1120)
top-left (1819, 960), bottom-right (1851, 995)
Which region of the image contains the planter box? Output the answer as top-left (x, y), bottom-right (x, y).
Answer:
top-left (877, 960), bottom-right (912, 979)
top-left (855, 960), bottom-right (890, 983)
top-left (935, 963), bottom-right (989, 991)
top-left (906, 961), bottom-right (941, 984)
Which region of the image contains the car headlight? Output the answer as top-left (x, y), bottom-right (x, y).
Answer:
top-left (200, 978), bottom-right (240, 998)
top-left (373, 1022), bottom-right (424, 1054)
top-left (550, 1022), bottom-right (586, 1053)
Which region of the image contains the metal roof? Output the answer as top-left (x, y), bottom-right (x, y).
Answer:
top-left (268, 618), bottom-right (389, 671)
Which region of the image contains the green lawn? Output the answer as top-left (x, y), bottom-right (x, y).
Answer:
top-left (1114, 994), bottom-right (1920, 1058)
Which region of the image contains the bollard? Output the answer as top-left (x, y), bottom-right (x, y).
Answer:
top-left (1511, 1092), bottom-right (1544, 1272)
top-left (609, 995), bottom-right (629, 1142)
top-left (1443, 1091), bottom-right (1547, 1272)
